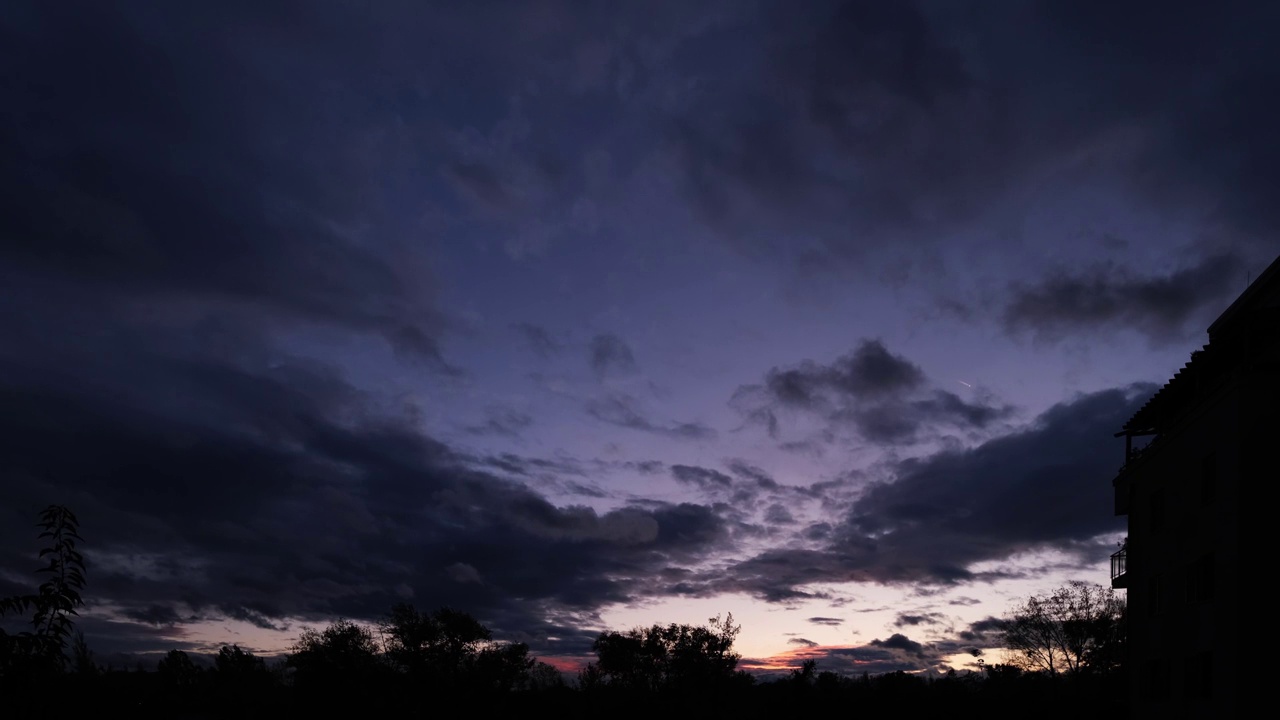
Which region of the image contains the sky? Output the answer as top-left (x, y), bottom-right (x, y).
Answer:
top-left (2, 0), bottom-right (1277, 678)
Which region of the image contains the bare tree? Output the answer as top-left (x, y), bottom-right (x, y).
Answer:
top-left (1000, 580), bottom-right (1125, 675)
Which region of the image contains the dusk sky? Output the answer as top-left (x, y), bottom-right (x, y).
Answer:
top-left (2, 1), bottom-right (1277, 677)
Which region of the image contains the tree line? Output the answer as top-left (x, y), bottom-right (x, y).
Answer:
top-left (2, 506), bottom-right (1130, 718)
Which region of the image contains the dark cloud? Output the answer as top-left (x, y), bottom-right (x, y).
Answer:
top-left (788, 637), bottom-right (819, 648)
top-left (0, 2), bottom-right (455, 369)
top-left (839, 384), bottom-right (1152, 576)
top-left (726, 460), bottom-right (781, 491)
top-left (957, 617), bottom-right (1007, 644)
top-left (801, 523), bottom-right (833, 542)
top-left (222, 606), bottom-right (290, 632)
top-left (668, 0), bottom-right (1280, 266)
top-left (754, 632), bottom-right (942, 677)
top-left (894, 612), bottom-right (945, 628)
top-left (670, 464), bottom-right (734, 490)
top-left (0, 335), bottom-right (732, 660)
top-left (589, 334), bottom-right (639, 379)
top-left (625, 460), bottom-right (667, 475)
top-left (703, 384), bottom-right (1148, 599)
top-left (1003, 254), bottom-right (1245, 344)
top-left (70, 615), bottom-right (204, 661)
top-left (763, 504), bottom-right (795, 525)
top-left (765, 340), bottom-right (925, 408)
top-left (870, 633), bottom-right (925, 656)
top-left (121, 604), bottom-right (191, 628)
top-left (471, 453), bottom-right (587, 487)
top-left (738, 339), bottom-right (1014, 445)
top-left (586, 393), bottom-right (717, 441)
top-left (807, 617), bottom-right (843, 626)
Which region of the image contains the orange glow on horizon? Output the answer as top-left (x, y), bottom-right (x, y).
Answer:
top-left (539, 654), bottom-right (590, 675)
top-left (739, 644), bottom-right (857, 674)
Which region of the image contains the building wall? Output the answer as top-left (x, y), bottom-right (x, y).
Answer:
top-left (1119, 372), bottom-right (1241, 717)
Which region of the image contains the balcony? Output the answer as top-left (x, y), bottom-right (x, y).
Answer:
top-left (1110, 544), bottom-right (1127, 588)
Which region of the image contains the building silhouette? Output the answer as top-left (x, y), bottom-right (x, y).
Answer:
top-left (1111, 253), bottom-right (1278, 717)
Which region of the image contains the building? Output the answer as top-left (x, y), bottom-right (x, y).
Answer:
top-left (1110, 253), bottom-right (1279, 716)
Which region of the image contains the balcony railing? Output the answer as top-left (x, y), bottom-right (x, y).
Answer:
top-left (1110, 546), bottom-right (1127, 587)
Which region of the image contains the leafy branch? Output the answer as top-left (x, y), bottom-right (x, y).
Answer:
top-left (1, 505), bottom-right (87, 673)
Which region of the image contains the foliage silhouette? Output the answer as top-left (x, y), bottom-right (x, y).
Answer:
top-left (289, 618), bottom-right (383, 678)
top-left (378, 603), bottom-right (489, 680)
top-left (0, 504), bottom-right (87, 678)
top-left (581, 613), bottom-right (744, 694)
top-left (157, 648), bottom-right (202, 688)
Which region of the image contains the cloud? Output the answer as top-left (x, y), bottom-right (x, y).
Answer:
top-left (763, 504), bottom-right (795, 525)
top-left (841, 383), bottom-right (1151, 570)
top-left (667, 0), bottom-right (1280, 266)
top-left (870, 633), bottom-right (925, 657)
top-left (726, 460), bottom-right (780, 491)
top-left (0, 2), bottom-right (455, 369)
top-left (788, 637), bottom-right (819, 648)
top-left (737, 339), bottom-right (1015, 445)
top-left (751, 615), bottom-right (1018, 677)
top-left (764, 340), bottom-right (925, 408)
top-left (957, 617), bottom-right (1007, 644)
top-left (121, 604), bottom-right (190, 628)
top-left (589, 334), bottom-right (639, 379)
top-left (894, 612), bottom-right (945, 628)
top-left (703, 384), bottom-right (1149, 599)
top-left (807, 617), bottom-right (844, 626)
top-left (750, 634), bottom-right (937, 677)
top-left (447, 562), bottom-right (484, 584)
top-left (0, 334), bottom-right (734, 660)
top-left (1003, 253), bottom-right (1244, 344)
top-left (586, 393), bottom-right (717, 440)
top-left (670, 464), bottom-right (734, 490)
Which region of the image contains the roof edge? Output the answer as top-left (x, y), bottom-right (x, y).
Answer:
top-left (1208, 253), bottom-right (1280, 336)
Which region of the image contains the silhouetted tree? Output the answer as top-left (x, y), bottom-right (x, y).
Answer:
top-left (157, 649), bottom-right (202, 688)
top-left (289, 618), bottom-right (383, 679)
top-left (1001, 580), bottom-right (1125, 676)
top-left (378, 603), bottom-right (491, 683)
top-left (215, 644), bottom-right (267, 677)
top-left (790, 658), bottom-right (818, 686)
top-left (209, 644), bottom-right (284, 716)
top-left (583, 613), bottom-right (742, 694)
top-left (526, 659), bottom-right (568, 691)
top-left (475, 640), bottom-right (536, 691)
top-left (287, 619), bottom-right (387, 710)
